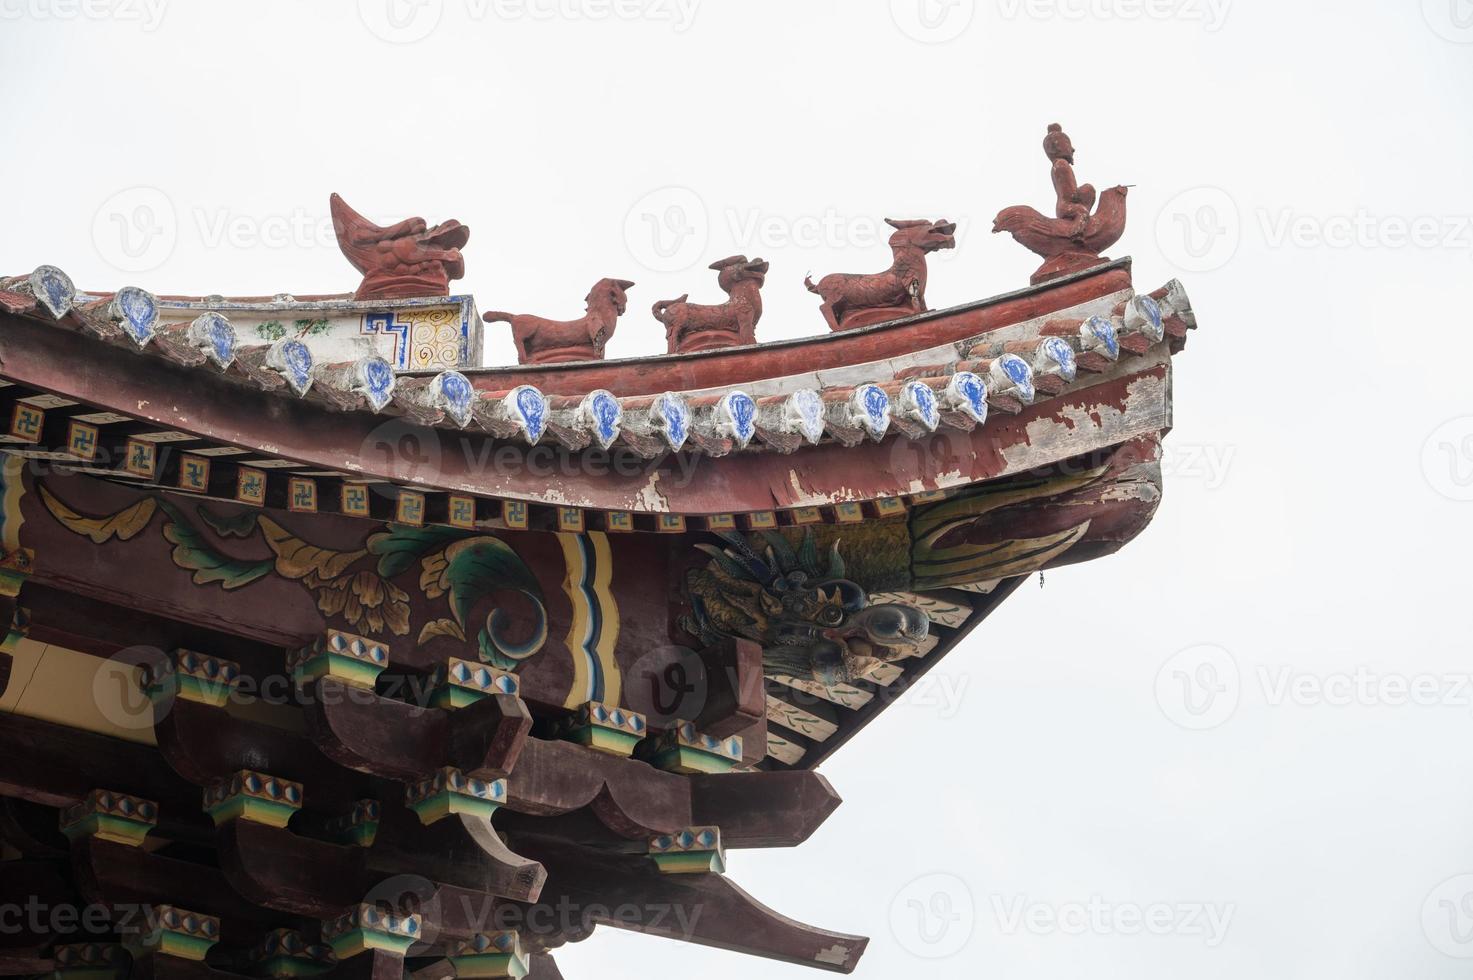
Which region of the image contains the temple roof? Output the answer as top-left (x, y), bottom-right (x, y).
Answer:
top-left (0, 129), bottom-right (1205, 975)
top-left (0, 259), bottom-right (1191, 517)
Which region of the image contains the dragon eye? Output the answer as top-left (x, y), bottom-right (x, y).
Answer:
top-left (866, 606), bottom-right (907, 637)
top-left (817, 604), bottom-right (845, 626)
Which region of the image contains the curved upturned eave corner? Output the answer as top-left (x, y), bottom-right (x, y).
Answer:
top-left (0, 256), bottom-right (1191, 516)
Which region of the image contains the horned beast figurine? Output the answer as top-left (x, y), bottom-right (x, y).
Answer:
top-left (484, 278), bottom-right (635, 365)
top-left (804, 218), bottom-right (957, 332)
top-left (653, 255), bottom-right (769, 354)
top-left (329, 193), bottom-right (470, 301)
top-left (993, 123), bottom-right (1129, 284)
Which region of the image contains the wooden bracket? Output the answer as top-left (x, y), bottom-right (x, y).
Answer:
top-left (522, 837), bottom-right (869, 973)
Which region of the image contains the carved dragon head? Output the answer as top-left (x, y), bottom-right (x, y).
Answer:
top-left (683, 530), bottom-right (929, 686)
top-left (710, 255), bottom-right (769, 293)
top-left (586, 278), bottom-right (635, 316)
top-left (885, 218), bottom-right (958, 254)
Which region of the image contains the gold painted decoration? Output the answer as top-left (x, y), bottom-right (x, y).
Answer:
top-left (39, 485), bottom-right (157, 544)
top-left (8, 403), bottom-right (43, 444)
top-left (35, 483), bottom-right (549, 669)
top-left (414, 531), bottom-right (549, 670)
top-left (396, 491), bottom-right (426, 527)
top-left (288, 478), bottom-right (318, 513)
top-left (556, 532), bottom-right (620, 706)
top-left (237, 467), bottom-right (267, 506)
top-left (908, 463), bottom-right (1108, 589)
top-left (178, 454), bottom-right (210, 493)
top-left (124, 439), bottom-right (157, 479)
top-left (448, 495), bottom-right (477, 529)
top-left (66, 421), bottom-right (99, 461)
top-left (341, 484), bottom-right (372, 517)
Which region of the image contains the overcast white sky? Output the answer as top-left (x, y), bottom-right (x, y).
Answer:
top-left (4, 1), bottom-right (1473, 977)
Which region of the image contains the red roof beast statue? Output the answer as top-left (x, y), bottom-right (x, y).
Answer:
top-left (804, 218), bottom-right (957, 332)
top-left (486, 277), bottom-right (636, 364)
top-left (329, 193), bottom-right (470, 301)
top-left (653, 254), bottom-right (769, 354)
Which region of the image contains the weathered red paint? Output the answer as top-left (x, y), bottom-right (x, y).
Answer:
top-left (993, 124), bottom-right (1129, 284)
top-left (486, 279), bottom-right (635, 364)
top-left (804, 218), bottom-right (956, 331)
top-left (329, 193), bottom-right (470, 301)
top-left (654, 256), bottom-right (767, 354)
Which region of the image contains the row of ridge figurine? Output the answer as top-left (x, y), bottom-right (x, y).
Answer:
top-left (331, 124), bottom-right (1128, 365)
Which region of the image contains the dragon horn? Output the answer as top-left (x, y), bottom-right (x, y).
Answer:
top-left (827, 540), bottom-right (846, 579)
top-left (762, 531), bottom-right (799, 573)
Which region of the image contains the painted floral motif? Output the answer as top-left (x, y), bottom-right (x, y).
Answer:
top-left (1132, 295), bottom-right (1164, 340)
top-left (788, 389), bottom-right (825, 444)
top-left (111, 287), bottom-right (159, 347)
top-left (255, 318), bottom-right (332, 342)
top-left (1041, 336), bottom-right (1077, 382)
top-left (268, 339), bottom-right (314, 396)
top-left (511, 386), bottom-right (549, 444)
top-left (38, 483), bottom-right (547, 656)
top-left (412, 530), bottom-right (548, 670)
top-left (997, 353), bottom-right (1036, 404)
top-left (32, 265), bottom-right (74, 319)
top-left (901, 380), bottom-right (939, 430)
top-left (1085, 314), bottom-right (1119, 359)
top-left (358, 357), bottom-right (397, 412)
top-left (434, 371), bottom-right (475, 428)
top-left (654, 392), bottom-right (691, 451)
top-left (718, 391), bottom-right (757, 447)
top-left (854, 383), bottom-right (891, 439)
top-left (582, 390), bottom-right (622, 450)
top-left (188, 312), bottom-right (237, 369)
top-left (947, 371), bottom-right (988, 423)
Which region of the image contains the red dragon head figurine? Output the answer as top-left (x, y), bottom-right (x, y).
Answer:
top-left (330, 193), bottom-right (470, 301)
